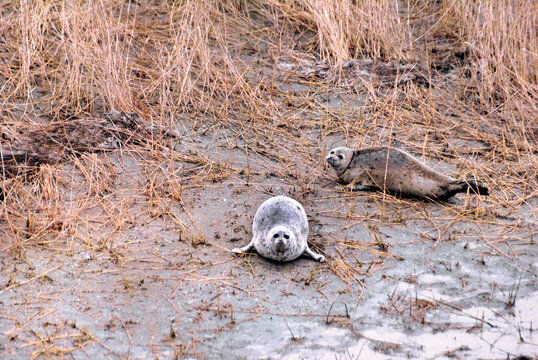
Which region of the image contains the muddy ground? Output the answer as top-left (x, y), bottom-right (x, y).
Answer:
top-left (1, 110), bottom-right (536, 359)
top-left (0, 4), bottom-right (536, 355)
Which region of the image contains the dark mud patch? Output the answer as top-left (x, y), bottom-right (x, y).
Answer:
top-left (0, 111), bottom-right (178, 170)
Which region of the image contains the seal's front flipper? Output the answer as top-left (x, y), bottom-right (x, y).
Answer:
top-left (304, 247), bottom-right (325, 262)
top-left (231, 239), bottom-right (255, 255)
top-left (337, 181), bottom-right (367, 193)
top-left (340, 178), bottom-right (376, 192)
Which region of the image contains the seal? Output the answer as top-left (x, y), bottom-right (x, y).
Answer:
top-left (231, 196), bottom-right (325, 262)
top-left (325, 146), bottom-right (489, 200)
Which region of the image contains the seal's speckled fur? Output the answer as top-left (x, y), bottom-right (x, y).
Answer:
top-left (232, 196), bottom-right (325, 262)
top-left (326, 146), bottom-right (489, 200)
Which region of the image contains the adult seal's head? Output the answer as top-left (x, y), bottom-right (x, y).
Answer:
top-left (325, 147), bottom-right (354, 175)
top-left (231, 196), bottom-right (325, 262)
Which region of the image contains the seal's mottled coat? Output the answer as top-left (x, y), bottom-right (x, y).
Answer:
top-left (232, 196), bottom-right (325, 262)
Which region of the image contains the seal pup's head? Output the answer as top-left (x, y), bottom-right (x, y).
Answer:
top-left (325, 147), bottom-right (353, 174)
top-left (266, 225), bottom-right (298, 261)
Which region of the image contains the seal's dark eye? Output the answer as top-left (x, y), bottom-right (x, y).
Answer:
top-left (283, 234), bottom-right (289, 239)
top-left (273, 234), bottom-right (279, 238)
top-left (330, 151), bottom-right (334, 155)
top-left (338, 154), bottom-right (344, 159)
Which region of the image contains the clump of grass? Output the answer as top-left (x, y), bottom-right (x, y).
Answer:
top-left (439, 0), bottom-right (537, 109)
top-left (256, 0), bottom-right (412, 62)
top-left (149, 0), bottom-right (245, 116)
top-left (8, 0), bottom-right (136, 116)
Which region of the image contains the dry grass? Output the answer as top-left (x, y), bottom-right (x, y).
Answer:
top-left (259, 0), bottom-right (412, 62)
top-left (1, 0), bottom-right (536, 276)
top-left (0, 0), bottom-right (535, 272)
top-left (0, 0), bottom-right (536, 356)
top-left (438, 0), bottom-right (537, 106)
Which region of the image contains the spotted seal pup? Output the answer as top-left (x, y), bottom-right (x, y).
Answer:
top-left (325, 146), bottom-right (489, 200)
top-left (231, 196), bottom-right (325, 262)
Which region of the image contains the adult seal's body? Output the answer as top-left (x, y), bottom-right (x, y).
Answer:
top-left (326, 146), bottom-right (489, 200)
top-left (232, 196), bottom-right (325, 262)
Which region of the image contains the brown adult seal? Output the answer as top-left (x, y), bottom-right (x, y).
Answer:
top-left (325, 146), bottom-right (489, 200)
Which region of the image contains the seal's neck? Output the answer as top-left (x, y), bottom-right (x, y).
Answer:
top-left (340, 150), bottom-right (355, 176)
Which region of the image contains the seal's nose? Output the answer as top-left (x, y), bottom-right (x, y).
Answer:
top-left (325, 155), bottom-right (334, 165)
top-left (275, 239), bottom-right (286, 253)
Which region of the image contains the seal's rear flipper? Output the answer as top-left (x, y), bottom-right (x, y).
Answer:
top-left (449, 180), bottom-right (489, 196)
top-left (464, 180), bottom-right (489, 196)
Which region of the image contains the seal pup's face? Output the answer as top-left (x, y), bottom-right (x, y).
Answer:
top-left (325, 147), bottom-right (352, 173)
top-left (266, 225), bottom-right (297, 257)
